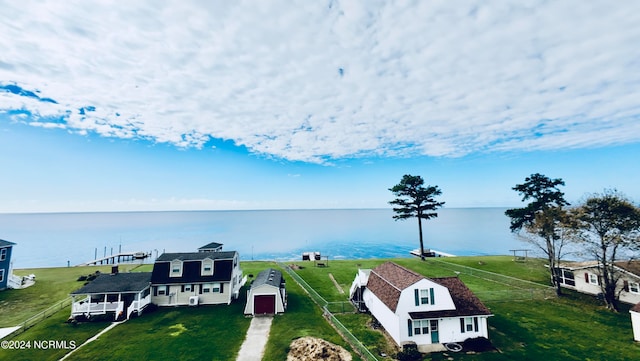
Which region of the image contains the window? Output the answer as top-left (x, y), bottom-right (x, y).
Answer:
top-left (0, 248), bottom-right (6, 261)
top-left (587, 273), bottom-right (599, 285)
top-left (182, 284), bottom-right (192, 292)
top-left (412, 320), bottom-right (429, 335)
top-left (414, 288), bottom-right (435, 305)
top-left (0, 269), bottom-right (4, 282)
top-left (464, 317), bottom-right (474, 332)
top-left (629, 282), bottom-right (640, 294)
top-left (420, 289), bottom-right (429, 304)
top-left (202, 283), bottom-right (212, 293)
top-left (212, 283), bottom-right (221, 293)
top-left (460, 317), bottom-right (479, 333)
top-left (201, 259), bottom-right (213, 276)
top-left (157, 286), bottom-right (168, 296)
top-left (554, 268), bottom-right (575, 286)
top-left (170, 260), bottom-right (183, 277)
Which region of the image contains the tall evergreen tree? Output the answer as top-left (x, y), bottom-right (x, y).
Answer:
top-left (505, 173), bottom-right (570, 296)
top-left (389, 174), bottom-right (444, 260)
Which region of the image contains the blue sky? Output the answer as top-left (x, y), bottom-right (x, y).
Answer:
top-left (1, 1), bottom-right (639, 213)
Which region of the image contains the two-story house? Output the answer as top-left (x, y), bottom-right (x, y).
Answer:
top-left (150, 250), bottom-right (243, 306)
top-left (350, 262), bottom-right (492, 352)
top-left (0, 239), bottom-right (16, 291)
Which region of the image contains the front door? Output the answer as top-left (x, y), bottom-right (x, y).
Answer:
top-left (430, 320), bottom-right (439, 343)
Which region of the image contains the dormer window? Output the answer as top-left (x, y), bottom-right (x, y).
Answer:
top-left (201, 259), bottom-right (214, 276)
top-left (170, 260), bottom-right (183, 277)
top-left (414, 288), bottom-right (435, 306)
top-left (0, 248), bottom-right (6, 261)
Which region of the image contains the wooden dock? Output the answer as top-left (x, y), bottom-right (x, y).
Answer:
top-left (76, 251), bottom-right (150, 266)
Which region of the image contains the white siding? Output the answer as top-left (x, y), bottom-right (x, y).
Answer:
top-left (362, 288), bottom-right (401, 345)
top-left (243, 284), bottom-right (285, 315)
top-left (631, 310), bottom-right (640, 342)
top-left (561, 267), bottom-right (640, 305)
top-left (397, 279), bottom-right (456, 315)
top-left (153, 283), bottom-right (229, 306)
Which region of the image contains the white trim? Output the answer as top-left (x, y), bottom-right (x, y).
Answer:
top-left (201, 258), bottom-right (214, 276)
top-left (170, 260), bottom-right (183, 278)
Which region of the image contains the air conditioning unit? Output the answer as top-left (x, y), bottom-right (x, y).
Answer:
top-left (188, 296), bottom-right (199, 306)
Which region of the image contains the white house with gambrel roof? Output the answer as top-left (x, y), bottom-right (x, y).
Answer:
top-left (350, 262), bottom-right (492, 352)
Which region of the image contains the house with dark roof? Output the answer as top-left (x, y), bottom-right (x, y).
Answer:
top-left (349, 262), bottom-right (492, 351)
top-left (556, 260), bottom-right (640, 305)
top-left (150, 250), bottom-right (243, 306)
top-left (70, 267), bottom-right (152, 321)
top-left (0, 239), bottom-right (16, 291)
top-left (244, 268), bottom-right (287, 316)
top-left (198, 242), bottom-right (223, 253)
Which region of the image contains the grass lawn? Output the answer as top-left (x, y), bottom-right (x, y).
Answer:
top-left (5, 257), bottom-right (640, 360)
top-left (2, 261), bottom-right (362, 361)
top-left (65, 304), bottom-right (251, 361)
top-left (290, 257), bottom-right (640, 361)
top-left (0, 307), bottom-right (109, 361)
top-left (1, 264), bottom-right (143, 327)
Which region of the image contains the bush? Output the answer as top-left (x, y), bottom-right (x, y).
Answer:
top-left (397, 343), bottom-right (422, 361)
top-left (462, 337), bottom-right (495, 352)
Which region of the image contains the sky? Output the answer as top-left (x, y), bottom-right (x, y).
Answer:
top-left (1, 0), bottom-right (639, 213)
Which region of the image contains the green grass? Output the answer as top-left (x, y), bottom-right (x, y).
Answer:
top-left (65, 304), bottom-right (251, 361)
top-left (288, 257), bottom-right (640, 361)
top-left (247, 262), bottom-right (360, 360)
top-left (0, 307), bottom-right (109, 361)
top-left (0, 264), bottom-right (142, 327)
top-left (5, 257), bottom-right (640, 361)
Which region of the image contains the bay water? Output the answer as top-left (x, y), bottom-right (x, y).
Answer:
top-left (0, 208), bottom-right (526, 269)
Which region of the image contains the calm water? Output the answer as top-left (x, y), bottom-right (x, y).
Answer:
top-left (0, 208), bottom-right (524, 269)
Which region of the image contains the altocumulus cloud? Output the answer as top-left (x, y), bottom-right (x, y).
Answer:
top-left (1, 0), bottom-right (639, 163)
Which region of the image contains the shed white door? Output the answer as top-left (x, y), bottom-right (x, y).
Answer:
top-left (254, 294), bottom-right (276, 314)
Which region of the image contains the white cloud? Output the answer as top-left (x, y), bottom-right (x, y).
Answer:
top-left (1, 0), bottom-right (639, 163)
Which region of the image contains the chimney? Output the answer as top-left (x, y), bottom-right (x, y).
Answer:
top-left (111, 265), bottom-right (119, 275)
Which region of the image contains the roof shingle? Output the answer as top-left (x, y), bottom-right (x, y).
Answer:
top-left (70, 272), bottom-right (152, 294)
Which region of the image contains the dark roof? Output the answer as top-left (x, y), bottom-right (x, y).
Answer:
top-left (70, 272), bottom-right (151, 295)
top-left (150, 257), bottom-right (235, 284)
top-left (367, 262), bottom-right (425, 312)
top-left (410, 277), bottom-right (492, 319)
top-left (156, 251), bottom-right (236, 262)
top-left (198, 242), bottom-right (223, 250)
top-left (366, 262), bottom-right (492, 318)
top-left (0, 239), bottom-right (16, 248)
top-left (252, 268), bottom-right (284, 289)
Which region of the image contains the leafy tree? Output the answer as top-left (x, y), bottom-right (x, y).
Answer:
top-left (569, 190), bottom-right (640, 311)
top-left (505, 173), bottom-right (570, 296)
top-left (389, 174), bottom-right (444, 260)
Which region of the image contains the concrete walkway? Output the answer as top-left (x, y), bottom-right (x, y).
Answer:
top-left (236, 316), bottom-right (273, 361)
top-left (59, 320), bottom-right (125, 361)
top-left (0, 326), bottom-right (22, 340)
